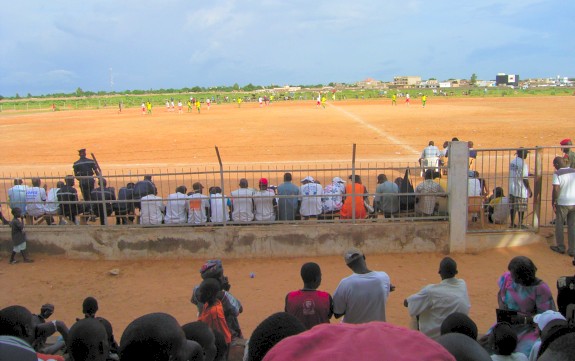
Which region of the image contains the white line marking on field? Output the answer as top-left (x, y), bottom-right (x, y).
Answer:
top-left (329, 103), bottom-right (420, 155)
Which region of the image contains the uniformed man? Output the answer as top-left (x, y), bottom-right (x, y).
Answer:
top-left (72, 149), bottom-right (99, 203)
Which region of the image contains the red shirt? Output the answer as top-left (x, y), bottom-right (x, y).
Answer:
top-left (198, 300), bottom-right (232, 344)
top-left (285, 289), bottom-right (333, 329)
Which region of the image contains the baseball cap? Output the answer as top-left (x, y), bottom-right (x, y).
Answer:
top-left (344, 248), bottom-right (364, 265)
top-left (259, 178), bottom-right (268, 186)
top-left (263, 322), bottom-right (456, 361)
top-left (533, 310), bottom-right (566, 331)
top-left (192, 182), bottom-right (204, 191)
top-left (560, 138), bottom-right (572, 146)
top-left (301, 176), bottom-right (314, 183)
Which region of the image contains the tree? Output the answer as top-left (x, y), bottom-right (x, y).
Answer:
top-left (75, 87), bottom-right (84, 97)
top-left (470, 73), bottom-right (478, 86)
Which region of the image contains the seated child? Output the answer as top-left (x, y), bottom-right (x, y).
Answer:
top-left (490, 322), bottom-right (528, 361)
top-left (197, 278), bottom-right (232, 347)
top-left (488, 187), bottom-right (510, 224)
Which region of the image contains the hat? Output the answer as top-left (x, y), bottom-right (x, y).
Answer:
top-left (344, 248), bottom-right (364, 265)
top-left (332, 177), bottom-right (345, 183)
top-left (560, 138), bottom-right (572, 146)
top-left (192, 182), bottom-right (204, 191)
top-left (301, 176), bottom-right (314, 183)
top-left (533, 310), bottom-right (566, 331)
top-left (263, 322), bottom-right (456, 361)
top-left (259, 178), bottom-right (268, 186)
top-left (199, 259), bottom-right (223, 280)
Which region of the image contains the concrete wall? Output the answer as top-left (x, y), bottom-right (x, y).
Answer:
top-left (0, 222), bottom-right (451, 260)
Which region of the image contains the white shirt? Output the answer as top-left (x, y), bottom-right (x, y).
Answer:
top-left (140, 194), bottom-right (165, 225)
top-left (468, 178), bottom-right (482, 196)
top-left (552, 167), bottom-right (575, 205)
top-left (45, 187), bottom-right (60, 213)
top-left (491, 353), bottom-right (528, 361)
top-left (164, 192), bottom-right (188, 224)
top-left (509, 157), bottom-right (529, 198)
top-left (299, 183), bottom-right (324, 216)
top-left (406, 278), bottom-right (471, 340)
top-left (253, 189), bottom-right (276, 221)
top-left (25, 186), bottom-right (47, 216)
top-left (210, 193), bottom-right (230, 223)
top-left (490, 197), bottom-right (510, 224)
top-left (187, 193), bottom-right (210, 224)
top-left (231, 188), bottom-right (254, 222)
top-left (333, 271), bottom-right (391, 324)
top-left (421, 145), bottom-right (441, 160)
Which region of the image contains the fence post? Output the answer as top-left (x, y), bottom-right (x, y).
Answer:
top-left (215, 146), bottom-right (226, 226)
top-left (448, 141), bottom-right (469, 252)
top-left (532, 146), bottom-right (543, 230)
top-left (351, 144), bottom-right (356, 223)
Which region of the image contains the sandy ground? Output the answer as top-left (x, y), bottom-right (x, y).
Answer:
top-left (0, 96), bottom-right (574, 339)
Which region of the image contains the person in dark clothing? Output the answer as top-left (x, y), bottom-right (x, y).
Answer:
top-left (57, 175), bottom-right (81, 224)
top-left (72, 149), bottom-right (100, 204)
top-left (132, 175), bottom-right (157, 209)
top-left (90, 178), bottom-right (116, 225)
top-left (115, 182), bottom-right (135, 225)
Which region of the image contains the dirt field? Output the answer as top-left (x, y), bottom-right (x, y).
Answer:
top-left (0, 96), bottom-right (574, 339)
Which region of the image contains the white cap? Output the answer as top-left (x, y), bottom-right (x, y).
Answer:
top-left (301, 176), bottom-right (315, 183)
top-left (332, 177), bottom-right (345, 183)
top-left (533, 310), bottom-right (566, 331)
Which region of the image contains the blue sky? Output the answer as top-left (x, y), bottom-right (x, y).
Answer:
top-left (1, 0), bottom-right (573, 97)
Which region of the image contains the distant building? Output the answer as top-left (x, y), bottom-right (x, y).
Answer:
top-left (356, 78), bottom-right (385, 89)
top-left (393, 76), bottom-right (422, 88)
top-left (495, 73), bottom-right (519, 86)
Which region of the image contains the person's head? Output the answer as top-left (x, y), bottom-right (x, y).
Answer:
top-left (31, 177), bottom-right (41, 187)
top-left (198, 278), bottom-right (221, 305)
top-left (508, 256), bottom-right (538, 286)
top-left (494, 187), bottom-right (505, 198)
top-left (534, 310), bottom-right (567, 334)
top-left (12, 207), bottom-right (22, 218)
top-left (560, 138), bottom-right (572, 154)
top-left (349, 174), bottom-right (361, 183)
top-left (67, 318), bottom-right (110, 361)
top-left (192, 182), bottom-right (204, 193)
top-left (394, 177), bottom-right (403, 187)
top-left (56, 181), bottom-right (65, 188)
top-left (119, 313), bottom-right (188, 361)
top-left (436, 332), bottom-right (492, 361)
top-left (259, 178), bottom-right (268, 190)
top-left (452, 137), bottom-right (459, 142)
top-left (126, 182), bottom-right (135, 189)
top-left (0, 305), bottom-right (35, 343)
top-left (377, 174), bottom-right (387, 183)
top-left (82, 296), bottom-right (99, 318)
top-left (424, 169), bottom-right (434, 180)
top-left (301, 176), bottom-right (314, 184)
top-left (209, 186), bottom-right (222, 195)
top-left (98, 178), bottom-right (107, 187)
top-left (438, 257), bottom-right (458, 280)
top-left (538, 331), bottom-right (575, 361)
top-left (344, 248), bottom-right (366, 271)
top-left (65, 175), bottom-right (75, 186)
top-left (443, 141), bottom-right (449, 148)
top-left (440, 312), bottom-right (478, 340)
top-left (300, 262), bottom-right (322, 289)
top-left (516, 148), bottom-right (529, 159)
top-left (40, 303), bottom-right (55, 319)
top-left (78, 148), bottom-right (87, 157)
top-left (429, 140), bottom-right (435, 146)
top-left (182, 322), bottom-right (217, 361)
top-left (239, 178), bottom-right (248, 188)
top-left (176, 185), bottom-right (187, 194)
top-left (283, 173), bottom-right (292, 182)
top-left (199, 260), bottom-right (224, 281)
top-left (490, 322), bottom-right (517, 356)
top-left (553, 156), bottom-right (566, 170)
top-left (468, 141), bottom-right (474, 148)
top-left (13, 178), bottom-right (23, 185)
top-left (247, 312), bottom-right (306, 361)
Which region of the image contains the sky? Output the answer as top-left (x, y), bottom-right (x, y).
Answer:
top-left (1, 0), bottom-right (573, 97)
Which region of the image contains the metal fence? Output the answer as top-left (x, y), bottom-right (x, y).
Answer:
top-left (0, 144), bottom-right (566, 229)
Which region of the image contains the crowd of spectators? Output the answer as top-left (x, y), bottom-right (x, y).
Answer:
top-left (1, 251), bottom-right (573, 360)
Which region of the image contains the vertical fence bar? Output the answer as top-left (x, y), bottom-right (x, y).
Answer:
top-left (533, 146), bottom-right (543, 230)
top-left (215, 146), bottom-right (226, 226)
top-left (351, 143), bottom-right (356, 223)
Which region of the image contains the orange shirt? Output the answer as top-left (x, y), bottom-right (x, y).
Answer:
top-left (198, 300), bottom-right (232, 344)
top-left (340, 183), bottom-right (367, 219)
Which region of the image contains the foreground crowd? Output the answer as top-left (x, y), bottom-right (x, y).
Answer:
top-left (1, 249), bottom-right (574, 361)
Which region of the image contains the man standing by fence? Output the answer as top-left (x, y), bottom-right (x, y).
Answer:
top-left (509, 148), bottom-right (532, 229)
top-left (73, 149), bottom-right (99, 205)
top-left (550, 157), bottom-right (575, 264)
